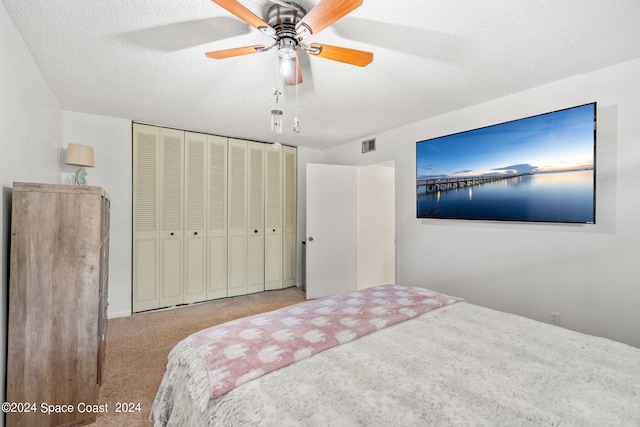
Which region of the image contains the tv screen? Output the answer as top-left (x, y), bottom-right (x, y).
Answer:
top-left (416, 103), bottom-right (596, 223)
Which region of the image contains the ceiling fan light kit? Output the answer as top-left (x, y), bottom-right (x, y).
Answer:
top-left (277, 38), bottom-right (298, 59)
top-left (207, 0), bottom-right (374, 86)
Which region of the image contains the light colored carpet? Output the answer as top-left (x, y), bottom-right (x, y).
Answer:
top-left (94, 287), bottom-right (306, 427)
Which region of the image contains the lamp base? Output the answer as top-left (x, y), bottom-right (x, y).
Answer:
top-left (75, 168), bottom-right (88, 186)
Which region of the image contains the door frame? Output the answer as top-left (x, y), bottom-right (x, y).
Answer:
top-left (356, 160), bottom-right (396, 290)
top-left (304, 157), bottom-right (398, 298)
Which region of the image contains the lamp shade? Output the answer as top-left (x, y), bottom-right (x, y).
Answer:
top-left (66, 144), bottom-right (95, 167)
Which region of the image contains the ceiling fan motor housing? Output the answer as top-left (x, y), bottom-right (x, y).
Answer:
top-left (267, 3), bottom-right (306, 57)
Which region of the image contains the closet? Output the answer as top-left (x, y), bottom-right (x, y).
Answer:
top-left (133, 123), bottom-right (296, 312)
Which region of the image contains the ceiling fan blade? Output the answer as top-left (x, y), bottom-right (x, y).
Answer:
top-left (212, 0), bottom-right (275, 37)
top-left (296, 0), bottom-right (362, 37)
top-left (307, 43), bottom-right (373, 66)
top-left (284, 57), bottom-right (303, 86)
top-left (205, 45), bottom-right (267, 59)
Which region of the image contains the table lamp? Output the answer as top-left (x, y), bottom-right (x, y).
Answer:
top-left (66, 143), bottom-right (95, 185)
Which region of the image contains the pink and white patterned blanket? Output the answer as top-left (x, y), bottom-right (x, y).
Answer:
top-left (185, 285), bottom-right (462, 399)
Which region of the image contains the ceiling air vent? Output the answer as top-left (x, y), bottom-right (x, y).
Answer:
top-left (362, 138), bottom-right (376, 153)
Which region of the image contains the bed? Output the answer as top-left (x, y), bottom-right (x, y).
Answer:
top-left (151, 285), bottom-right (640, 426)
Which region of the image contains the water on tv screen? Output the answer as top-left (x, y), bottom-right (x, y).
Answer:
top-left (416, 103), bottom-right (596, 223)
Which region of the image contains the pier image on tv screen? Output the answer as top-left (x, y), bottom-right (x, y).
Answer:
top-left (416, 103), bottom-right (596, 223)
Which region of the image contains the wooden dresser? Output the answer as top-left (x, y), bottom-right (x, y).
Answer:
top-left (6, 183), bottom-right (110, 427)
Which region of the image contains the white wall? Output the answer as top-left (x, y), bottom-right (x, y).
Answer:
top-left (1, 4), bottom-right (64, 424)
top-left (324, 58), bottom-right (640, 348)
top-left (63, 111), bottom-right (132, 317)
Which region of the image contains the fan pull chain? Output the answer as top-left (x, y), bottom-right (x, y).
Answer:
top-left (293, 56), bottom-right (300, 133)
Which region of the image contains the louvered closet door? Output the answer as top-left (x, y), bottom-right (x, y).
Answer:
top-left (282, 145), bottom-right (297, 287)
top-left (184, 132), bottom-right (207, 304)
top-left (159, 128), bottom-right (185, 307)
top-left (265, 146), bottom-right (283, 290)
top-left (247, 142), bottom-right (265, 294)
top-left (133, 124), bottom-right (161, 312)
top-left (207, 135), bottom-right (228, 299)
top-left (227, 139), bottom-right (248, 297)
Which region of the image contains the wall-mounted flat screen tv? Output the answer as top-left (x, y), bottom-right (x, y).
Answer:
top-left (416, 102), bottom-right (596, 223)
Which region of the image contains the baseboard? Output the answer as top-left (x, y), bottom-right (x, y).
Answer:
top-left (108, 309), bottom-right (132, 319)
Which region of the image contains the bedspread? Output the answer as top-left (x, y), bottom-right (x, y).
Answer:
top-left (185, 285), bottom-right (460, 399)
top-left (152, 295), bottom-right (640, 427)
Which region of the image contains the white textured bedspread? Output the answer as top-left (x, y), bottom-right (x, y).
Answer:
top-left (151, 302), bottom-right (640, 426)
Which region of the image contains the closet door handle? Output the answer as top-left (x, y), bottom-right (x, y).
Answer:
top-left (254, 229), bottom-right (259, 234)
top-left (170, 231), bottom-right (175, 236)
top-left (193, 231), bottom-right (198, 236)
top-left (308, 236), bottom-right (314, 241)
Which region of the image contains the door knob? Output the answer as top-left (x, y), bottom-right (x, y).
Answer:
top-left (170, 231), bottom-right (175, 236)
top-left (308, 237), bottom-right (314, 241)
top-left (194, 231), bottom-right (198, 236)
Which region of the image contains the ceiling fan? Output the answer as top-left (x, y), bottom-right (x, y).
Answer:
top-left (205, 0), bottom-right (374, 85)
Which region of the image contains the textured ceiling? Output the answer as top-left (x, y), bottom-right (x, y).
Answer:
top-left (4, 0), bottom-right (640, 150)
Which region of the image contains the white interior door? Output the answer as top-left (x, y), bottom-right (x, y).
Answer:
top-left (159, 127), bottom-right (184, 307)
top-left (132, 124), bottom-right (160, 312)
top-left (184, 132), bottom-right (207, 304)
top-left (306, 164), bottom-right (357, 299)
top-left (247, 141), bottom-right (265, 294)
top-left (206, 135), bottom-right (228, 300)
top-left (282, 146), bottom-right (297, 287)
top-left (227, 138), bottom-right (248, 297)
top-left (265, 148), bottom-right (283, 290)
